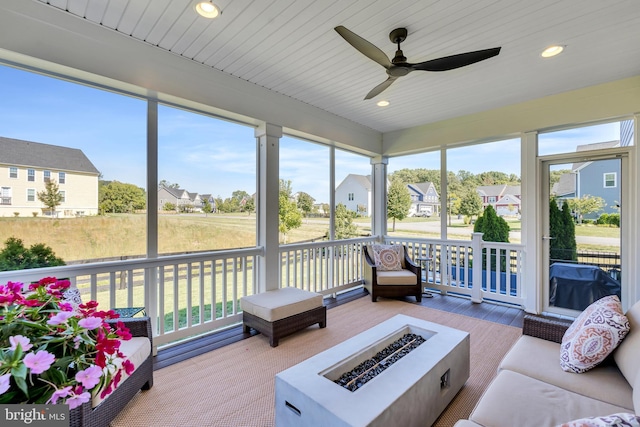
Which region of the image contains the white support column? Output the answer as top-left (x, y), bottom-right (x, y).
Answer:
top-left (624, 114), bottom-right (639, 310)
top-left (371, 156), bottom-right (388, 239)
top-left (256, 123), bottom-right (282, 292)
top-left (440, 149), bottom-right (448, 238)
top-left (521, 131), bottom-right (538, 313)
top-left (146, 100), bottom-right (158, 354)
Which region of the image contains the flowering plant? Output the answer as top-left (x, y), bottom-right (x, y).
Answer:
top-left (0, 277), bottom-right (134, 409)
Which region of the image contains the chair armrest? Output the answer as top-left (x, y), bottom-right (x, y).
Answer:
top-left (107, 316), bottom-right (152, 339)
top-left (403, 246), bottom-right (420, 276)
top-left (363, 246), bottom-right (376, 269)
top-left (522, 314), bottom-right (573, 343)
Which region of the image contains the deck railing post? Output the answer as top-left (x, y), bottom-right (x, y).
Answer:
top-left (471, 232), bottom-right (484, 303)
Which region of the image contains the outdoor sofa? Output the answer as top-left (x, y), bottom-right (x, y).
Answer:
top-left (455, 298), bottom-right (640, 426)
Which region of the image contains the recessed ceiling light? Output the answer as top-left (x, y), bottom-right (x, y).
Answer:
top-left (541, 45), bottom-right (564, 58)
top-left (377, 100), bottom-right (390, 107)
top-left (194, 1), bottom-right (221, 19)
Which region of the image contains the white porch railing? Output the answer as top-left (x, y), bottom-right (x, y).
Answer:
top-left (0, 248), bottom-right (262, 348)
top-left (386, 233), bottom-right (525, 307)
top-left (0, 234), bottom-right (524, 349)
top-left (278, 237), bottom-right (376, 295)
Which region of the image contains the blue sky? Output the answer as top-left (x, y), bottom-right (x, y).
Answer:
top-left (0, 64), bottom-right (623, 204)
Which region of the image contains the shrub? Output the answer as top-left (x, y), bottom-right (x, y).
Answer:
top-left (597, 213), bottom-right (620, 227)
top-left (0, 237), bottom-right (65, 271)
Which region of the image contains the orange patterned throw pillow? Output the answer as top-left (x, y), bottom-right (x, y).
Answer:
top-left (369, 244), bottom-right (403, 271)
top-left (560, 295), bottom-right (629, 373)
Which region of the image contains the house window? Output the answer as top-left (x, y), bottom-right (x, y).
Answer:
top-left (59, 172), bottom-right (66, 184)
top-left (1, 187), bottom-right (11, 205)
top-left (488, 196), bottom-right (497, 203)
top-left (9, 167), bottom-right (18, 178)
top-left (27, 189), bottom-right (35, 202)
top-left (348, 193), bottom-right (354, 201)
top-left (59, 190), bottom-right (66, 203)
top-left (28, 169), bottom-right (35, 182)
top-left (604, 172), bottom-right (617, 188)
top-left (44, 170), bottom-right (51, 182)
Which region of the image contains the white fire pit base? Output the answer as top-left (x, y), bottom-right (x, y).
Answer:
top-left (275, 314), bottom-right (470, 427)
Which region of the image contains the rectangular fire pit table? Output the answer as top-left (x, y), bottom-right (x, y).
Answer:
top-left (275, 314), bottom-right (470, 427)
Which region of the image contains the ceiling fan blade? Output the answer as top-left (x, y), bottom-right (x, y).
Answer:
top-left (411, 47), bottom-right (501, 72)
top-left (335, 26), bottom-right (392, 69)
top-left (364, 77), bottom-right (397, 100)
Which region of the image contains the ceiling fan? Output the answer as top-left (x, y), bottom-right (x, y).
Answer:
top-left (334, 26), bottom-right (501, 100)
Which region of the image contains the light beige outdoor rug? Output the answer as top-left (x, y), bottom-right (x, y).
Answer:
top-left (112, 297), bottom-right (521, 427)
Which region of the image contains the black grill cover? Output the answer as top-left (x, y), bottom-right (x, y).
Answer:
top-left (549, 262), bottom-right (621, 311)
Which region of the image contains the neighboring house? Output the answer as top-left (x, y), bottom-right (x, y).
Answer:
top-left (476, 185), bottom-right (521, 217)
top-left (335, 175), bottom-right (440, 217)
top-left (407, 182), bottom-right (439, 217)
top-left (188, 192), bottom-right (203, 211)
top-left (158, 185), bottom-right (194, 212)
top-left (199, 194), bottom-right (216, 212)
top-left (158, 186), bottom-right (217, 213)
top-left (552, 140), bottom-right (621, 220)
top-left (335, 174), bottom-right (372, 216)
top-left (0, 136), bottom-right (100, 218)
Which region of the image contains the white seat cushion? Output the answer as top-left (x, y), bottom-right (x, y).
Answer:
top-left (500, 335), bottom-right (633, 410)
top-left (91, 336), bottom-right (151, 407)
top-left (469, 370), bottom-right (629, 427)
top-left (376, 270), bottom-right (417, 285)
top-left (240, 287), bottom-right (323, 322)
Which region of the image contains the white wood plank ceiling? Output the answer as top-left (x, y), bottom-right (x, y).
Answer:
top-left (35, 0), bottom-right (640, 133)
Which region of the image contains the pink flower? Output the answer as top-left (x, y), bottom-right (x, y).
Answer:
top-left (23, 350), bottom-right (55, 374)
top-left (58, 301), bottom-right (74, 312)
top-left (78, 316), bottom-right (103, 330)
top-left (0, 373), bottom-right (10, 395)
top-left (47, 386), bottom-right (72, 404)
top-left (0, 281), bottom-right (23, 306)
top-left (47, 311), bottom-right (74, 326)
top-left (9, 335), bottom-right (33, 352)
top-left (66, 390), bottom-right (91, 410)
top-left (75, 365), bottom-right (102, 390)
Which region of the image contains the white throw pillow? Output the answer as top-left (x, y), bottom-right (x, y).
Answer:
top-left (560, 295), bottom-right (630, 373)
top-left (369, 244), bottom-right (403, 271)
top-left (557, 412), bottom-right (640, 427)
top-left (62, 287), bottom-right (83, 312)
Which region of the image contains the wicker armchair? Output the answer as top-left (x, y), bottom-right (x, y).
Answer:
top-left (70, 316), bottom-right (154, 427)
top-left (363, 245), bottom-right (422, 303)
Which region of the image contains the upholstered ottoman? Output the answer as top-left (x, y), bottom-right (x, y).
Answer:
top-left (241, 287), bottom-right (326, 347)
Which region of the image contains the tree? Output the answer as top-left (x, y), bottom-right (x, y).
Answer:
top-left (474, 205), bottom-right (509, 243)
top-left (242, 197), bottom-right (255, 215)
top-left (474, 205), bottom-right (510, 271)
top-left (387, 178), bottom-right (411, 232)
top-left (279, 179), bottom-right (302, 243)
top-left (566, 195), bottom-right (605, 222)
top-left (560, 201), bottom-right (577, 260)
top-left (296, 192), bottom-right (315, 218)
top-left (458, 190), bottom-right (483, 221)
top-left (163, 202), bottom-right (176, 211)
top-left (159, 180), bottom-right (180, 189)
top-left (232, 190), bottom-right (250, 205)
top-left (334, 203), bottom-right (358, 239)
top-left (202, 198), bottom-right (213, 215)
top-left (37, 179), bottom-right (63, 217)
top-left (0, 237), bottom-right (65, 271)
top-left (99, 181), bottom-right (146, 214)
top-left (549, 199), bottom-right (577, 261)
